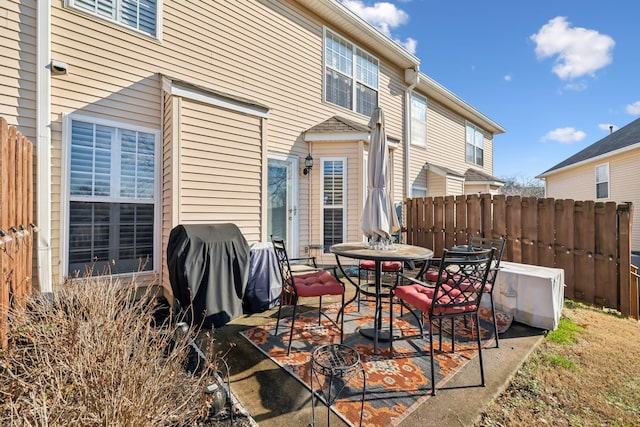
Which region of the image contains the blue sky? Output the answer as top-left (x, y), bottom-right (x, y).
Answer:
top-left (342, 0), bottom-right (640, 182)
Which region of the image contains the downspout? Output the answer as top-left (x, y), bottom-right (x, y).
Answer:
top-left (403, 68), bottom-right (420, 199)
top-left (36, 1), bottom-right (52, 292)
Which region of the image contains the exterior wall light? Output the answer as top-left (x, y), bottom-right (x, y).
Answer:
top-left (303, 153), bottom-right (314, 175)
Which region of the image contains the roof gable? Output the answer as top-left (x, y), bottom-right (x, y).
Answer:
top-left (540, 117), bottom-right (640, 176)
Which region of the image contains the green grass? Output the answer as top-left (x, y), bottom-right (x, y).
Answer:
top-left (539, 351), bottom-right (580, 371)
top-left (545, 315), bottom-right (583, 345)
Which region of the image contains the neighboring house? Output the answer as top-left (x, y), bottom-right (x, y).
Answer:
top-left (538, 117), bottom-right (640, 252)
top-left (1, 0), bottom-right (504, 295)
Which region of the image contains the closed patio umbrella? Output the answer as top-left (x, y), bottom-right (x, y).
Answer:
top-left (361, 107), bottom-right (400, 244)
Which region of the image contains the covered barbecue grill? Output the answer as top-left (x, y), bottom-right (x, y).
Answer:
top-left (167, 223), bottom-right (250, 329)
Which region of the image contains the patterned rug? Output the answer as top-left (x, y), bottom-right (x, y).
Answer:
top-left (240, 301), bottom-right (500, 427)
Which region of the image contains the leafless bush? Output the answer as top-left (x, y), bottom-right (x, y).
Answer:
top-left (0, 275), bottom-right (219, 426)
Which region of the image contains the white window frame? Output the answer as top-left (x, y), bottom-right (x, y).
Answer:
top-left (321, 157), bottom-right (347, 253)
top-left (411, 185), bottom-right (428, 198)
top-left (61, 113), bottom-right (161, 278)
top-left (595, 163), bottom-right (609, 199)
top-left (323, 27), bottom-right (379, 116)
top-left (410, 92), bottom-right (428, 148)
top-left (465, 122), bottom-right (484, 166)
top-left (65, 0), bottom-right (163, 40)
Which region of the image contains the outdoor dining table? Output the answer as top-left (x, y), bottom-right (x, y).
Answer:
top-left (330, 242), bottom-right (434, 354)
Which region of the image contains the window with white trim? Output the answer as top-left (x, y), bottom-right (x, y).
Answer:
top-left (322, 159), bottom-right (345, 252)
top-left (465, 122), bottom-right (484, 166)
top-left (67, 118), bottom-right (157, 276)
top-left (324, 29), bottom-right (379, 116)
top-left (595, 163), bottom-right (609, 199)
top-left (411, 186), bottom-right (428, 198)
top-left (66, 0), bottom-right (159, 37)
top-left (411, 92), bottom-right (427, 148)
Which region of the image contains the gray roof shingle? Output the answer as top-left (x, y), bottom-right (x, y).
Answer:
top-left (464, 168), bottom-right (504, 183)
top-left (305, 116), bottom-right (369, 134)
top-left (540, 117), bottom-right (640, 175)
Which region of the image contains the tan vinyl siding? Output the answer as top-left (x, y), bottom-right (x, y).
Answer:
top-left (46, 0), bottom-right (411, 287)
top-left (546, 148), bottom-right (640, 251)
top-left (178, 99), bottom-right (263, 243)
top-left (310, 141), bottom-right (364, 265)
top-left (0, 0), bottom-right (37, 138)
top-left (409, 95), bottom-right (496, 196)
top-left (545, 164), bottom-right (595, 200)
top-left (447, 178), bottom-right (464, 196)
top-left (426, 171), bottom-right (446, 197)
top-left (425, 102), bottom-right (464, 172)
top-left (161, 92), bottom-right (175, 294)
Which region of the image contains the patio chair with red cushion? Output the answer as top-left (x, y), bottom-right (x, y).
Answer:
top-left (357, 259), bottom-right (403, 310)
top-left (271, 236), bottom-right (345, 355)
top-left (467, 236), bottom-right (506, 347)
top-left (390, 247), bottom-right (495, 395)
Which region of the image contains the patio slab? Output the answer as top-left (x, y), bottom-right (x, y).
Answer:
top-left (210, 285), bottom-right (545, 426)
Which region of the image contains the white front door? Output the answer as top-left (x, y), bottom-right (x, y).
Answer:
top-left (267, 155), bottom-right (298, 254)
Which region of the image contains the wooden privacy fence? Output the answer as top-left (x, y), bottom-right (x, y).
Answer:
top-left (0, 117), bottom-right (35, 349)
top-left (404, 194), bottom-right (638, 320)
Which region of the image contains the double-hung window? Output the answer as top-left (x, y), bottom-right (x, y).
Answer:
top-left (66, 0), bottom-right (160, 38)
top-left (324, 29), bottom-right (379, 117)
top-left (595, 164), bottom-right (609, 199)
top-left (66, 117), bottom-right (158, 276)
top-left (411, 93), bottom-right (427, 148)
top-left (465, 122), bottom-right (484, 166)
top-left (322, 158), bottom-right (346, 252)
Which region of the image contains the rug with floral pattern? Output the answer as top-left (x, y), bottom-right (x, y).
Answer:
top-left (240, 301), bottom-right (498, 427)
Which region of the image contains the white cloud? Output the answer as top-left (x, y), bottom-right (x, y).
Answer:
top-left (504, 74), bottom-right (512, 82)
top-left (530, 16), bottom-right (615, 80)
top-left (562, 81), bottom-right (588, 92)
top-left (598, 123), bottom-right (618, 132)
top-left (342, 1), bottom-right (417, 53)
top-left (626, 101), bottom-right (640, 115)
top-left (542, 127), bottom-right (587, 144)
top-left (401, 37), bottom-right (417, 54)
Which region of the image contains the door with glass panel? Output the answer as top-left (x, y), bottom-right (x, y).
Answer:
top-left (267, 156), bottom-right (298, 254)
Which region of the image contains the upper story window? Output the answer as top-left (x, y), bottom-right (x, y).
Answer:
top-left (67, 0), bottom-right (160, 38)
top-left (411, 92), bottom-right (427, 148)
top-left (595, 163), bottom-right (609, 199)
top-left (324, 29), bottom-right (379, 117)
top-left (465, 122), bottom-right (484, 166)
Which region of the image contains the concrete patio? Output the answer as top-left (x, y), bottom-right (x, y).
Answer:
top-left (210, 284), bottom-right (545, 426)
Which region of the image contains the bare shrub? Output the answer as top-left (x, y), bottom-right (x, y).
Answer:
top-left (0, 275), bottom-right (218, 426)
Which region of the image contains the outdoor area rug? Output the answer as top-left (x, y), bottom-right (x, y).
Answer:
top-left (240, 300), bottom-right (500, 427)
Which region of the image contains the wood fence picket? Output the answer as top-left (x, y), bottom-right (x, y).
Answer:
top-left (0, 117), bottom-right (34, 349)
top-left (404, 194), bottom-right (638, 320)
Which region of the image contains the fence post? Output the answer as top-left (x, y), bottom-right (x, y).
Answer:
top-left (506, 196), bottom-right (522, 263)
top-left (574, 201), bottom-right (596, 303)
top-left (594, 202), bottom-right (618, 308)
top-left (454, 195), bottom-right (467, 246)
top-left (537, 198), bottom-right (555, 267)
top-left (618, 203), bottom-right (636, 319)
top-left (555, 199), bottom-right (575, 300)
top-left (521, 196), bottom-right (538, 265)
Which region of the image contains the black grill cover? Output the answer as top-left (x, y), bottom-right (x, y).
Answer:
top-left (167, 223), bottom-right (250, 329)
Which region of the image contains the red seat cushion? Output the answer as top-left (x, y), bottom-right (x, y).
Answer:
top-left (423, 269), bottom-right (446, 283)
top-left (457, 279), bottom-right (492, 293)
top-left (293, 270), bottom-right (344, 297)
top-left (360, 260), bottom-right (402, 271)
top-left (394, 284), bottom-right (476, 315)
